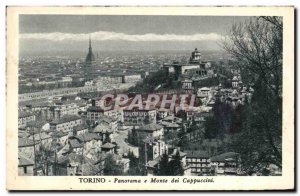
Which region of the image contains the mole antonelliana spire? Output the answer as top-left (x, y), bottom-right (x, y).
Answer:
top-left (84, 35), bottom-right (96, 81)
top-left (85, 35), bottom-right (95, 63)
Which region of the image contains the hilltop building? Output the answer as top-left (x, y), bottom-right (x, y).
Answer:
top-left (164, 48), bottom-right (214, 80)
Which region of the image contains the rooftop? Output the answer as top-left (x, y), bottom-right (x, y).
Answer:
top-left (210, 152), bottom-right (239, 162)
top-left (185, 150), bottom-right (210, 158)
top-left (50, 115), bottom-right (81, 125)
top-left (101, 142), bottom-right (116, 149)
top-left (147, 158), bottom-right (160, 168)
top-left (159, 121), bottom-right (180, 128)
top-left (51, 131), bottom-right (69, 138)
top-left (18, 111), bottom-right (35, 118)
top-left (73, 124), bottom-right (89, 132)
top-left (87, 106), bottom-right (105, 112)
top-left (162, 116), bottom-right (182, 123)
top-left (82, 162), bottom-right (102, 176)
top-left (18, 137), bottom-right (37, 147)
top-left (26, 121), bottom-right (49, 128)
top-left (68, 137), bottom-right (84, 148)
top-left (18, 155), bottom-right (34, 166)
top-left (93, 122), bottom-right (113, 134)
top-left (29, 132), bottom-right (52, 141)
top-left (77, 132), bottom-right (101, 142)
top-left (137, 123), bottom-right (163, 132)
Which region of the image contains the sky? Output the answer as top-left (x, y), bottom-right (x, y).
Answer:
top-left (19, 15), bottom-right (251, 55)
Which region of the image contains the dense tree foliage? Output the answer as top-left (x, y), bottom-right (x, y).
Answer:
top-left (157, 152), bottom-right (169, 176)
top-left (128, 69), bottom-right (180, 93)
top-left (168, 151), bottom-right (184, 176)
top-left (223, 16), bottom-right (283, 172)
top-left (204, 116), bottom-right (218, 139)
top-left (103, 154), bottom-right (124, 176)
top-left (127, 151), bottom-right (143, 175)
top-left (157, 151), bottom-right (184, 176)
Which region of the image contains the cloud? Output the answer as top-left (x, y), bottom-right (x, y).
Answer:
top-left (20, 31), bottom-right (223, 42)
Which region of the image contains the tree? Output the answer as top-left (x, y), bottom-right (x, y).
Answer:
top-left (177, 123), bottom-right (189, 149)
top-left (204, 116), bottom-right (218, 139)
top-left (157, 151), bottom-right (184, 176)
top-left (167, 151), bottom-right (184, 176)
top-left (176, 110), bottom-right (187, 120)
top-left (222, 16), bottom-right (282, 171)
top-left (177, 135), bottom-right (189, 150)
top-left (128, 151), bottom-right (143, 176)
top-left (129, 69), bottom-right (168, 93)
top-left (103, 154), bottom-right (124, 176)
top-left (36, 143), bottom-right (55, 176)
top-left (157, 152), bottom-right (169, 176)
top-left (223, 16), bottom-right (282, 113)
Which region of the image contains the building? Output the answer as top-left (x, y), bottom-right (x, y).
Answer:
top-left (185, 150), bottom-right (211, 176)
top-left (186, 106), bottom-right (212, 123)
top-left (18, 137), bottom-right (38, 164)
top-left (28, 132), bottom-right (52, 147)
top-left (50, 115), bottom-right (82, 132)
top-left (141, 137), bottom-right (168, 176)
top-left (57, 76), bottom-right (73, 87)
top-left (18, 111), bottom-right (36, 127)
top-left (77, 132), bottom-right (102, 156)
top-left (73, 124), bottom-right (89, 136)
top-left (181, 78), bottom-right (193, 93)
top-left (19, 85), bottom-right (100, 102)
top-left (68, 136), bottom-right (84, 154)
top-left (87, 105), bottom-right (122, 124)
top-left (145, 157), bottom-right (161, 176)
top-left (210, 152), bottom-right (241, 176)
top-left (197, 87), bottom-right (211, 97)
top-left (118, 157), bottom-right (130, 173)
top-left (159, 121), bottom-right (181, 134)
top-left (189, 48), bottom-right (201, 63)
top-left (95, 75), bottom-right (123, 86)
top-left (140, 137), bottom-right (168, 165)
top-left (122, 73), bottom-right (142, 83)
top-left (93, 118), bottom-right (116, 144)
top-left (129, 123), bottom-right (164, 146)
top-left (156, 108), bottom-right (170, 119)
top-left (232, 75), bottom-right (240, 88)
top-left (161, 115), bottom-right (183, 125)
top-left (51, 131), bottom-right (69, 146)
top-left (51, 101), bottom-right (82, 120)
top-left (123, 107), bottom-right (156, 126)
top-left (164, 48), bottom-right (212, 80)
top-left (101, 142), bottom-right (116, 153)
top-left (65, 153), bottom-right (84, 176)
top-left (197, 87), bottom-right (212, 105)
top-left (18, 155), bottom-right (34, 176)
top-left (86, 106), bottom-right (106, 123)
top-left (82, 156), bottom-right (105, 176)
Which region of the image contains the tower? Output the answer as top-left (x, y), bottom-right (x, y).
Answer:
top-left (189, 48), bottom-right (201, 64)
top-left (84, 36), bottom-right (96, 81)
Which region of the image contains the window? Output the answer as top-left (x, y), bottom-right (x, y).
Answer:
top-left (23, 166), bottom-right (27, 174)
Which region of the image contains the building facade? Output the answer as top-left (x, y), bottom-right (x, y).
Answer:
top-left (185, 150), bottom-right (211, 176)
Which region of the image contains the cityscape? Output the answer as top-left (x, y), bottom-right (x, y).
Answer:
top-left (18, 15), bottom-right (282, 176)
